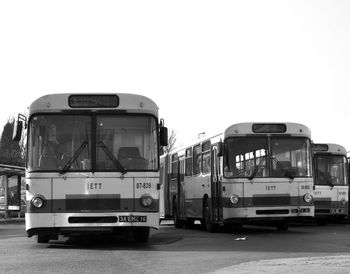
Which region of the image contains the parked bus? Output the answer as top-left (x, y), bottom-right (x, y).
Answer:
top-left (312, 143), bottom-right (348, 223)
top-left (160, 122), bottom-right (314, 231)
top-left (13, 93), bottom-right (167, 243)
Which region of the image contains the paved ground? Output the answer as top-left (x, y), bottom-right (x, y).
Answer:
top-left (2, 217), bottom-right (350, 273)
top-left (211, 255), bottom-right (350, 273)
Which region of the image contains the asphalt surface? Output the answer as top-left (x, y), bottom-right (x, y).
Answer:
top-left (1, 217), bottom-right (350, 273)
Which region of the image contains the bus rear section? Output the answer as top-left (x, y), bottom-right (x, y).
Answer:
top-left (312, 143), bottom-right (349, 223)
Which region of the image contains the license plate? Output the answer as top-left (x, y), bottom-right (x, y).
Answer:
top-left (119, 215), bottom-right (147, 222)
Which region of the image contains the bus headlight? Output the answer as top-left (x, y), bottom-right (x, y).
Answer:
top-left (31, 195), bottom-right (46, 209)
top-left (303, 193), bottom-right (313, 203)
top-left (340, 198), bottom-right (347, 206)
top-left (229, 194), bottom-right (239, 205)
top-left (140, 194), bottom-right (153, 207)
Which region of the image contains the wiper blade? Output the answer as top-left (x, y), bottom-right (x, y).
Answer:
top-left (272, 157), bottom-right (295, 180)
top-left (60, 141), bottom-right (88, 174)
top-left (283, 170), bottom-right (295, 180)
top-left (98, 141), bottom-right (127, 174)
top-left (249, 158), bottom-right (266, 180)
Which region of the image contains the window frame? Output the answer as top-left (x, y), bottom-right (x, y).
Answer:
top-left (185, 147), bottom-right (193, 176)
top-left (202, 140), bottom-right (211, 174)
top-left (193, 144), bottom-right (202, 176)
top-left (26, 112), bottom-right (160, 173)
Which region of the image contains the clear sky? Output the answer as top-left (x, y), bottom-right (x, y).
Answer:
top-left (1, 1), bottom-right (349, 152)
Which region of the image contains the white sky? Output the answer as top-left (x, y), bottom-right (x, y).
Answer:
top-left (1, 1), bottom-right (349, 151)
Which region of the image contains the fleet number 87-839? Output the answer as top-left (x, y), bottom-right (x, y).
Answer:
top-left (136, 182), bottom-right (152, 189)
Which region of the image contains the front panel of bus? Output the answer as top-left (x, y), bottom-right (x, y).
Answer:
top-left (313, 154), bottom-right (348, 217)
top-left (221, 135), bottom-right (314, 222)
top-left (25, 112), bottom-right (160, 235)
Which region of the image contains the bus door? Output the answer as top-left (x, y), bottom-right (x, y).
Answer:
top-left (178, 156), bottom-right (185, 219)
top-left (211, 145), bottom-right (222, 222)
top-left (159, 157), bottom-right (166, 219)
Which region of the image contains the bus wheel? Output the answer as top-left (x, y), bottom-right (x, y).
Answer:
top-left (276, 221), bottom-right (289, 231)
top-left (316, 218), bottom-right (328, 226)
top-left (203, 200), bottom-right (215, 233)
top-left (173, 203), bottom-right (184, 228)
top-left (37, 234), bottom-right (50, 244)
top-left (185, 218), bottom-right (194, 229)
top-left (132, 227), bottom-right (150, 243)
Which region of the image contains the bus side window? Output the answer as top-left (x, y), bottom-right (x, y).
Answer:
top-left (185, 148), bottom-right (193, 176)
top-left (202, 141), bottom-right (211, 174)
top-left (193, 144), bottom-right (202, 175)
top-left (170, 153), bottom-right (179, 178)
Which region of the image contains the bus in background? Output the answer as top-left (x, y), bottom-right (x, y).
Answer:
top-left (312, 143), bottom-right (348, 223)
top-left (160, 122), bottom-right (314, 231)
top-left (13, 93), bottom-right (167, 243)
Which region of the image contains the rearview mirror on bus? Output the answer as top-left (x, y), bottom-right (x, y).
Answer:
top-left (217, 141), bottom-right (223, 157)
top-left (160, 126), bottom-right (168, 147)
top-left (12, 120), bottom-right (23, 142)
top-left (12, 114), bottom-right (27, 142)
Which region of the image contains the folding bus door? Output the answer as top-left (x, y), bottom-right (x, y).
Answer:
top-left (211, 145), bottom-right (222, 222)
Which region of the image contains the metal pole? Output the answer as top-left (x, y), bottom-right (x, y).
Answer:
top-left (4, 175), bottom-right (8, 218)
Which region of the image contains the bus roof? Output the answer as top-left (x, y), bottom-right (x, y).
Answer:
top-left (224, 122), bottom-right (311, 138)
top-left (313, 143), bottom-right (347, 156)
top-left (28, 93), bottom-right (159, 116)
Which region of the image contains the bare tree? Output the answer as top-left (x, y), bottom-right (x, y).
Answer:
top-left (161, 128), bottom-right (178, 155)
top-left (0, 117), bottom-right (25, 166)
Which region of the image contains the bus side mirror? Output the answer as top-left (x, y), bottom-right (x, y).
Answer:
top-left (160, 126), bottom-right (168, 147)
top-left (217, 141), bottom-right (223, 157)
top-left (13, 120), bottom-right (23, 142)
top-left (12, 114), bottom-right (27, 142)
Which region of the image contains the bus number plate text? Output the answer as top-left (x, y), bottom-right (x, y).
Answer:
top-left (136, 182), bottom-right (151, 189)
top-left (119, 216), bottom-right (147, 222)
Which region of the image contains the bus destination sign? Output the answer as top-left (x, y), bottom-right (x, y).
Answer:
top-left (69, 95), bottom-right (119, 108)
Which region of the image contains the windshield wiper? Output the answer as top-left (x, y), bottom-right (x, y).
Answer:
top-left (272, 157), bottom-right (295, 180)
top-left (60, 141), bottom-right (88, 174)
top-left (98, 141), bottom-right (127, 175)
top-left (249, 158), bottom-right (266, 180)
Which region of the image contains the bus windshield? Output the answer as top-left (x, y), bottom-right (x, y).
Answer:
top-left (27, 114), bottom-right (158, 172)
top-left (314, 155), bottom-right (348, 186)
top-left (224, 136), bottom-right (312, 179)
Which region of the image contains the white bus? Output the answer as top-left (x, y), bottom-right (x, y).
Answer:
top-left (160, 122), bottom-right (314, 231)
top-left (13, 93), bottom-right (168, 243)
top-left (312, 143), bottom-right (348, 223)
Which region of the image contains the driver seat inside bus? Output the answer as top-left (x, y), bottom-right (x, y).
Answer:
top-left (118, 147), bottom-right (148, 170)
top-left (39, 146), bottom-right (58, 170)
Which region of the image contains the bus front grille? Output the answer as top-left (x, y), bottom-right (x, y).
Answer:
top-left (68, 216), bottom-right (118, 223)
top-left (252, 195), bottom-right (290, 206)
top-left (65, 194), bottom-right (121, 211)
top-left (256, 209), bottom-right (289, 215)
top-left (314, 200), bottom-right (332, 208)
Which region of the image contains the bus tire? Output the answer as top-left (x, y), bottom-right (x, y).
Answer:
top-left (316, 218), bottom-right (328, 226)
top-left (185, 218), bottom-right (195, 229)
top-left (37, 234), bottom-right (50, 244)
top-left (203, 199), bottom-right (215, 233)
top-left (132, 227), bottom-right (150, 243)
top-left (173, 204), bottom-right (184, 229)
top-left (276, 220), bottom-right (289, 231)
